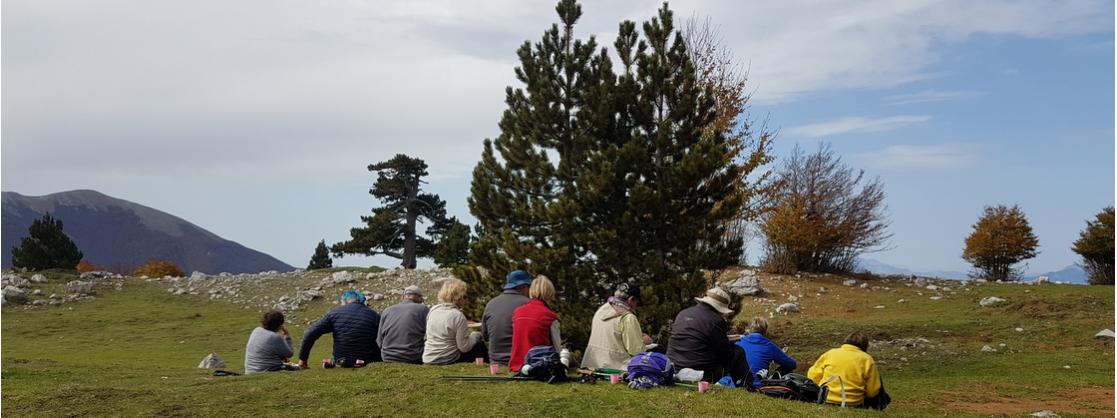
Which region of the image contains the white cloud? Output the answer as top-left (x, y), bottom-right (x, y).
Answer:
top-left (853, 144), bottom-right (975, 170)
top-left (783, 115), bottom-right (932, 138)
top-left (885, 89), bottom-right (984, 105)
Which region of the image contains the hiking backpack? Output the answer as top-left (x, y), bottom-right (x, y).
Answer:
top-left (518, 345), bottom-right (568, 383)
top-left (626, 352), bottom-right (674, 389)
top-left (758, 372), bottom-right (824, 403)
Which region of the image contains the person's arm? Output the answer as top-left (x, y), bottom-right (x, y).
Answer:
top-left (864, 358), bottom-right (882, 397)
top-left (376, 310), bottom-right (387, 349)
top-left (549, 320), bottom-right (562, 352)
top-left (274, 332), bottom-right (295, 360)
top-left (770, 340), bottom-right (797, 371)
top-left (480, 309), bottom-right (490, 343)
top-left (807, 352), bottom-right (826, 383)
top-left (452, 311), bottom-right (479, 352)
top-left (712, 317), bottom-right (732, 361)
top-left (298, 313), bottom-right (333, 362)
top-left (619, 314), bottom-right (645, 356)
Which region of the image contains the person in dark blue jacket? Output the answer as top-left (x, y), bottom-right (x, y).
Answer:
top-left (736, 316), bottom-right (797, 389)
top-left (298, 290), bottom-right (382, 368)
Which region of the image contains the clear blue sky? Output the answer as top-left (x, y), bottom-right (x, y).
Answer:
top-left (3, 0), bottom-right (1113, 274)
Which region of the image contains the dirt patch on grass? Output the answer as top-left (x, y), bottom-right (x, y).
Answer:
top-left (941, 386), bottom-right (1114, 417)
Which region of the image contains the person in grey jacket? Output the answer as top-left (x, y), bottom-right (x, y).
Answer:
top-left (377, 285), bottom-right (429, 364)
top-left (481, 270), bottom-right (531, 365)
top-left (245, 310), bottom-right (297, 374)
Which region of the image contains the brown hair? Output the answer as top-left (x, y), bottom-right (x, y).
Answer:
top-left (843, 331), bottom-right (870, 351)
top-left (261, 310), bottom-right (285, 332)
top-left (746, 316), bottom-right (769, 336)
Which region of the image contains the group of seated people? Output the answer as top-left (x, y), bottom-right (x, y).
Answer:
top-left (243, 270), bottom-right (885, 408)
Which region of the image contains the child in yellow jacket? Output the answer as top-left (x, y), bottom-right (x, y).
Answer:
top-left (807, 331), bottom-right (882, 407)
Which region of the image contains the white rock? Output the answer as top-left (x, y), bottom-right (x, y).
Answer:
top-left (197, 353), bottom-right (226, 369)
top-left (1095, 329), bottom-right (1114, 338)
top-left (30, 274), bottom-right (47, 283)
top-left (1034, 276), bottom-right (1050, 285)
top-left (842, 279), bottom-right (857, 287)
top-left (981, 345), bottom-right (996, 353)
top-left (979, 296), bottom-right (1006, 307)
top-left (787, 295), bottom-right (799, 302)
top-left (2, 286), bottom-right (27, 304)
top-left (874, 305), bottom-right (885, 309)
top-left (930, 296), bottom-right (942, 301)
top-left (776, 303), bottom-right (799, 314)
top-left (859, 283), bottom-right (869, 289)
top-left (723, 270), bottom-right (765, 296)
top-left (897, 299), bottom-right (908, 303)
top-left (1030, 411), bottom-right (1060, 418)
top-left (1015, 327), bottom-right (1024, 332)
top-left (926, 284), bottom-right (938, 291)
top-left (65, 281), bottom-right (95, 295)
top-left (190, 271), bottom-right (206, 280)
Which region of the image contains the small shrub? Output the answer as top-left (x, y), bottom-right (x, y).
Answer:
top-left (133, 260), bottom-right (185, 278)
top-left (76, 260), bottom-right (102, 273)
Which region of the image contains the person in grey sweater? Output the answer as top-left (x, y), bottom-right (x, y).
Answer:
top-left (481, 270), bottom-right (531, 365)
top-left (245, 310), bottom-right (297, 374)
top-left (377, 285), bottom-right (429, 364)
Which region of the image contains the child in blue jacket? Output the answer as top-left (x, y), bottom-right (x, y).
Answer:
top-left (735, 316), bottom-right (797, 389)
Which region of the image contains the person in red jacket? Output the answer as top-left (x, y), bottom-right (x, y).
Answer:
top-left (508, 275), bottom-right (562, 372)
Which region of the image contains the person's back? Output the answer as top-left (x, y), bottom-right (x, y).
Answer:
top-left (299, 301), bottom-right (382, 364)
top-left (423, 302), bottom-right (478, 364)
top-left (667, 303), bottom-right (726, 370)
top-left (378, 299), bottom-right (428, 364)
top-left (738, 333), bottom-right (797, 388)
top-left (808, 342), bottom-right (881, 406)
top-left (582, 302), bottom-right (644, 370)
top-left (482, 290), bottom-right (528, 365)
top-left (245, 311), bottom-right (295, 374)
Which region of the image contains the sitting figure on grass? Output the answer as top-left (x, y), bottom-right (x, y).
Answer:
top-left (808, 331), bottom-right (890, 410)
top-left (244, 309), bottom-right (298, 374)
top-left (509, 276), bottom-right (562, 373)
top-left (423, 278), bottom-right (487, 364)
top-left (582, 285), bottom-right (652, 371)
top-left (298, 290), bottom-right (382, 368)
top-left (666, 287), bottom-right (750, 386)
top-left (378, 285), bottom-right (429, 364)
top-left (737, 316), bottom-right (797, 389)
top-left (481, 270), bottom-right (532, 366)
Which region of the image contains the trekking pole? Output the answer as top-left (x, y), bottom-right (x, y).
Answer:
top-left (441, 376), bottom-right (517, 382)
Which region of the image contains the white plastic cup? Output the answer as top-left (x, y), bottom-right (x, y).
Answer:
top-left (609, 374), bottom-right (620, 384)
top-left (698, 381), bottom-right (710, 393)
top-left (489, 364), bottom-right (500, 375)
top-left (475, 357), bottom-right (484, 365)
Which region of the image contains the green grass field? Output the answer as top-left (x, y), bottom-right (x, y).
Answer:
top-left (2, 269), bottom-right (1113, 417)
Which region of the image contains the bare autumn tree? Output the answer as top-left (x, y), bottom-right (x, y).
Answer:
top-left (682, 16), bottom-right (777, 264)
top-left (760, 143), bottom-right (890, 273)
top-left (962, 205), bottom-right (1039, 281)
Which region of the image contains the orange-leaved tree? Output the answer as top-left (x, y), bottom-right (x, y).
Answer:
top-left (133, 260), bottom-right (185, 278)
top-left (962, 205), bottom-right (1039, 281)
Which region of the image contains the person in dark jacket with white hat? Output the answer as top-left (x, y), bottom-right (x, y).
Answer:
top-left (666, 286), bottom-right (749, 385)
top-left (298, 290), bottom-right (382, 368)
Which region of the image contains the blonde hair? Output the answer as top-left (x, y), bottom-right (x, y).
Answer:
top-left (746, 316), bottom-right (769, 336)
top-left (437, 278), bottom-right (468, 306)
top-left (529, 275), bottom-right (556, 303)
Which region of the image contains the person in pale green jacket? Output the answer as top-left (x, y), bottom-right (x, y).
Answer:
top-left (581, 287), bottom-right (652, 370)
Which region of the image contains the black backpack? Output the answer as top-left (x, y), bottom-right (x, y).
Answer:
top-left (757, 372), bottom-right (823, 403)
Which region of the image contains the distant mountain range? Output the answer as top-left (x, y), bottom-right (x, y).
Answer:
top-left (2, 190), bottom-right (293, 274)
top-left (857, 258), bottom-right (1088, 284)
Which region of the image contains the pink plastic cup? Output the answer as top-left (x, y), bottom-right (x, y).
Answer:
top-left (489, 364), bottom-right (500, 375)
top-left (698, 381), bottom-right (710, 393)
top-left (609, 374), bottom-right (620, 384)
top-left (475, 357), bottom-right (485, 365)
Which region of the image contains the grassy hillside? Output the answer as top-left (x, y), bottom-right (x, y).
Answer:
top-left (2, 269), bottom-right (1112, 417)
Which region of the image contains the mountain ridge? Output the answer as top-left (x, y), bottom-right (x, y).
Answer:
top-left (2, 189), bottom-right (293, 274)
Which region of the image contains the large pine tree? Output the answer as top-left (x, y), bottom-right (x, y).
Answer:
top-left (11, 213), bottom-right (84, 271)
top-left (463, 0), bottom-right (611, 342)
top-left (333, 154), bottom-right (449, 269)
top-left (464, 1), bottom-right (746, 344)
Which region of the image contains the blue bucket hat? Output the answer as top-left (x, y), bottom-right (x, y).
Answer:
top-left (503, 270), bottom-right (532, 290)
top-left (340, 290), bottom-right (366, 304)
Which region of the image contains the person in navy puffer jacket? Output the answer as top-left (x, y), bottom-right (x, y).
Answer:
top-left (298, 290), bottom-right (382, 368)
top-left (736, 316), bottom-right (797, 389)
